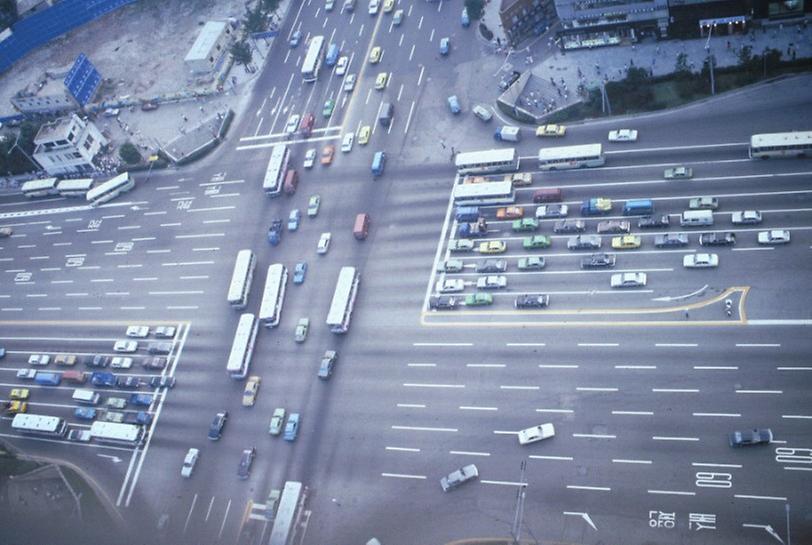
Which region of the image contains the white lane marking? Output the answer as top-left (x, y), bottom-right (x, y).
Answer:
top-left (482, 480), bottom-right (528, 487)
top-left (417, 65), bottom-right (425, 86)
top-left (578, 343), bottom-right (619, 347)
top-left (467, 363), bottom-right (505, 368)
top-left (217, 499), bottom-right (231, 539)
top-left (735, 389), bottom-right (783, 394)
top-left (692, 462), bottom-right (742, 468)
top-left (175, 233), bottom-right (225, 239)
top-left (652, 436), bottom-right (700, 441)
top-left (784, 467), bottom-right (812, 471)
top-left (396, 403), bottom-right (425, 408)
top-left (391, 425), bottom-right (457, 432)
top-left (536, 409), bottom-right (574, 413)
top-left (381, 473), bottom-right (426, 480)
top-left (693, 412), bottom-right (741, 417)
top-left (648, 490), bottom-right (696, 496)
top-left (694, 366), bottom-right (738, 370)
top-left (449, 450), bottom-right (490, 457)
top-left (403, 100), bottom-right (416, 135)
top-left (782, 414), bottom-right (812, 419)
top-left (459, 406), bottom-right (497, 411)
top-left (385, 447), bottom-right (420, 452)
top-left (539, 364), bottom-right (578, 368)
top-left (748, 319), bottom-right (812, 325)
top-left (407, 363), bottom-right (436, 367)
top-left (576, 387), bottom-right (618, 392)
top-left (412, 342), bottom-right (472, 347)
top-left (529, 455), bottom-right (573, 461)
top-left (507, 342), bottom-right (545, 347)
top-left (612, 459), bottom-right (652, 464)
top-left (734, 494), bottom-right (787, 501)
top-left (403, 383), bottom-right (464, 388)
top-left (655, 343), bottom-right (698, 347)
top-left (183, 493), bottom-right (198, 534)
top-left (615, 365), bottom-right (656, 369)
top-left (146, 249), bottom-right (171, 254)
top-left (567, 485), bottom-right (610, 492)
top-left (777, 367), bottom-right (812, 371)
top-left (573, 433), bottom-right (616, 439)
top-left (736, 343), bottom-right (780, 347)
top-left (612, 410), bottom-right (654, 415)
top-left (500, 385), bottom-right (539, 390)
top-left (204, 496), bottom-right (215, 522)
top-left (652, 388), bottom-right (699, 393)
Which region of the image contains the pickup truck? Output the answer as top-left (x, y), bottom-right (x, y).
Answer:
top-left (267, 220), bottom-right (283, 246)
top-left (457, 218), bottom-right (488, 238)
top-left (580, 198), bottom-right (612, 216)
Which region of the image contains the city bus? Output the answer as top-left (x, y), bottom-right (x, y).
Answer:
top-left (749, 131), bottom-right (812, 159)
top-left (537, 143), bottom-right (605, 170)
top-left (226, 313), bottom-right (258, 379)
top-left (452, 180), bottom-right (515, 206)
top-left (227, 249), bottom-right (256, 309)
top-left (89, 421), bottom-right (144, 446)
top-left (258, 263), bottom-right (288, 328)
top-left (301, 35), bottom-right (325, 83)
top-left (56, 178), bottom-right (94, 198)
top-left (454, 148), bottom-right (519, 174)
top-left (86, 172), bottom-right (135, 206)
top-left (11, 414), bottom-right (67, 437)
top-left (263, 144), bottom-right (291, 197)
top-left (268, 481), bottom-right (306, 545)
top-left (21, 177), bottom-right (59, 198)
top-left (326, 266), bottom-right (360, 334)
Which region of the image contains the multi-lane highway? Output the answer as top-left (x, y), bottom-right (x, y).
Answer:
top-left (1, 1), bottom-right (811, 544)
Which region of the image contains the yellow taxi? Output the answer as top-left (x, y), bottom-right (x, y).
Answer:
top-left (369, 46), bottom-right (382, 64)
top-left (535, 124), bottom-right (566, 137)
top-left (496, 206), bottom-right (523, 219)
top-left (320, 144), bottom-right (335, 166)
top-left (375, 72), bottom-right (389, 90)
top-left (478, 240), bottom-right (507, 254)
top-left (10, 388), bottom-right (29, 400)
top-left (6, 401), bottom-right (27, 414)
top-left (357, 125), bottom-right (371, 145)
top-left (383, 0), bottom-right (395, 12)
top-left (611, 235), bottom-right (642, 249)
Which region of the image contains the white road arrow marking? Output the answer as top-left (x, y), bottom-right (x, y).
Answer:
top-left (652, 284), bottom-right (708, 302)
top-left (563, 511), bottom-right (597, 531)
top-left (97, 454), bottom-right (122, 463)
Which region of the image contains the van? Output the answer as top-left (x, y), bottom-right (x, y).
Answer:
top-left (325, 43), bottom-right (340, 66)
top-left (353, 213), bottom-right (370, 240)
top-left (283, 169), bottom-right (298, 195)
top-left (455, 206), bottom-right (480, 222)
top-left (72, 388), bottom-right (100, 405)
top-left (371, 151), bottom-right (386, 177)
top-left (680, 210), bottom-right (714, 227)
top-left (34, 372), bottom-right (61, 386)
top-left (623, 199), bottom-right (654, 216)
top-left (379, 102), bottom-right (394, 127)
top-left (62, 370), bottom-right (87, 384)
top-left (533, 188), bottom-right (562, 203)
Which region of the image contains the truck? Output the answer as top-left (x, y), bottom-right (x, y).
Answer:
top-left (454, 206), bottom-right (480, 222)
top-left (580, 198), bottom-right (613, 216)
top-left (494, 126), bottom-right (521, 142)
top-left (34, 372), bottom-right (61, 386)
top-left (267, 220), bottom-right (283, 246)
top-left (457, 218), bottom-right (488, 238)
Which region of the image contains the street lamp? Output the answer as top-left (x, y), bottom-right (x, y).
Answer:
top-left (704, 23), bottom-right (716, 95)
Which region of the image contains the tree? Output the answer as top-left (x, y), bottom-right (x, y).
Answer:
top-left (243, 4), bottom-right (265, 33)
top-left (119, 142), bottom-right (142, 165)
top-left (674, 52), bottom-right (690, 75)
top-left (261, 0), bottom-right (280, 13)
top-left (230, 40), bottom-right (253, 68)
top-left (464, 0), bottom-right (483, 20)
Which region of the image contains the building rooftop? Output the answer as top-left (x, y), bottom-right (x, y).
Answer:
top-left (185, 21), bottom-right (228, 62)
top-left (34, 115), bottom-right (76, 145)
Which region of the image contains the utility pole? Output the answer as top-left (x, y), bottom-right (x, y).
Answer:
top-left (704, 24), bottom-right (716, 95)
top-left (786, 503), bottom-right (791, 545)
top-left (510, 460), bottom-right (528, 544)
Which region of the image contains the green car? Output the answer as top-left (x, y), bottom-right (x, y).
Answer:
top-left (269, 407), bottom-right (286, 436)
top-left (512, 218), bottom-right (538, 232)
top-left (523, 235), bottom-right (552, 249)
top-left (323, 99), bottom-right (335, 117)
top-left (465, 292), bottom-right (493, 306)
top-left (518, 257), bottom-right (546, 270)
top-left (307, 194), bottom-right (321, 217)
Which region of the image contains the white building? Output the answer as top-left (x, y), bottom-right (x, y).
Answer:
top-left (33, 114), bottom-right (107, 176)
top-left (184, 21), bottom-right (233, 74)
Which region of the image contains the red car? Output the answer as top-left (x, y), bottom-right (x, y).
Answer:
top-left (320, 145), bottom-right (335, 166)
top-left (299, 113), bottom-right (315, 137)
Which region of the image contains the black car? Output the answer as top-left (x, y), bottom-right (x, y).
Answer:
top-left (150, 375), bottom-right (176, 389)
top-left (117, 376), bottom-right (141, 389)
top-left (700, 232), bottom-right (736, 246)
top-left (654, 233), bottom-right (689, 248)
top-left (429, 295), bottom-right (458, 310)
top-left (580, 253), bottom-right (616, 269)
top-left (147, 342), bottom-right (172, 355)
top-left (638, 215), bottom-right (670, 229)
top-left (553, 220), bottom-right (585, 234)
top-left (514, 294), bottom-right (550, 309)
top-left (208, 411), bottom-right (228, 440)
top-left (267, 220), bottom-right (283, 246)
top-left (477, 259), bottom-right (507, 273)
top-left (729, 428), bottom-right (772, 447)
top-left (318, 350), bottom-right (338, 380)
top-left (143, 357), bottom-right (167, 370)
top-left (85, 354), bottom-right (109, 368)
top-left (237, 447), bottom-right (256, 479)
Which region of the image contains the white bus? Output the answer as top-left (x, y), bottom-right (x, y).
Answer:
top-left (452, 180), bottom-right (515, 206)
top-left (455, 148), bottom-right (519, 174)
top-left (227, 249), bottom-right (256, 309)
top-left (21, 177), bottom-right (59, 198)
top-left (263, 144), bottom-right (291, 197)
top-left (537, 143), bottom-right (605, 170)
top-left (749, 131), bottom-right (812, 159)
top-left (227, 313), bottom-right (258, 379)
top-left (56, 178), bottom-right (94, 198)
top-left (268, 481), bottom-right (306, 545)
top-left (301, 35), bottom-right (325, 83)
top-left (89, 421), bottom-right (143, 446)
top-left (258, 264), bottom-right (288, 328)
top-left (326, 266), bottom-right (360, 334)
top-left (11, 413), bottom-right (67, 437)
top-left (86, 172), bottom-right (135, 206)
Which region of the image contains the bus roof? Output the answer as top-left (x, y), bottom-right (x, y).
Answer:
top-left (21, 177), bottom-right (58, 190)
top-left (56, 178), bottom-right (94, 190)
top-left (750, 131), bottom-right (812, 148)
top-left (455, 148), bottom-right (516, 168)
top-left (90, 421), bottom-right (141, 441)
top-left (268, 481), bottom-right (304, 545)
top-left (452, 180), bottom-right (513, 200)
top-left (12, 413), bottom-right (62, 432)
top-left (226, 313), bottom-right (256, 372)
top-left (227, 250), bottom-right (254, 303)
top-left (326, 267), bottom-right (357, 326)
top-left (263, 145), bottom-right (289, 190)
top-left (86, 172), bottom-right (132, 201)
top-left (538, 143), bottom-right (602, 161)
top-left (258, 264), bottom-right (286, 321)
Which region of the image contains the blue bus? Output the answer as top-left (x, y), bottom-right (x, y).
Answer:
top-left (325, 43), bottom-right (340, 66)
top-left (371, 151), bottom-right (386, 177)
top-left (623, 199), bottom-right (654, 216)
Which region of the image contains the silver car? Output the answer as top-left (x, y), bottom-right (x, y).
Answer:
top-left (440, 464), bottom-right (479, 492)
top-left (567, 235), bottom-right (601, 250)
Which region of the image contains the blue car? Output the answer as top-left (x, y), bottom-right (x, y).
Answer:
top-left (289, 30), bottom-right (302, 48)
top-left (74, 407), bottom-right (97, 420)
top-left (293, 262), bottom-right (308, 284)
top-left (284, 413), bottom-right (300, 441)
top-left (448, 95), bottom-right (461, 114)
top-left (288, 209), bottom-right (301, 231)
top-left (90, 371), bottom-right (117, 387)
top-left (461, 7), bottom-right (470, 27)
top-left (439, 38), bottom-right (450, 55)
top-left (130, 393), bottom-right (154, 407)
top-left (268, 220), bottom-right (283, 245)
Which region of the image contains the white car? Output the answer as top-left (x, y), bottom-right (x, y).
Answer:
top-left (110, 356), bottom-right (133, 369)
top-left (731, 210), bottom-right (762, 225)
top-left (341, 133), bottom-right (354, 153)
top-left (683, 253), bottom-right (719, 269)
top-left (517, 423), bottom-right (555, 445)
top-left (757, 230), bottom-right (790, 245)
top-left (284, 114), bottom-right (301, 135)
top-left (335, 56), bottom-right (349, 76)
top-left (325, 0), bottom-right (335, 10)
top-left (368, 0), bottom-right (379, 14)
top-left (535, 204), bottom-right (568, 219)
top-left (608, 129), bottom-right (638, 142)
top-left (303, 148), bottom-right (317, 169)
top-left (317, 232), bottom-right (332, 254)
top-left (154, 326), bottom-right (176, 339)
top-left (476, 275), bottom-right (507, 289)
top-left (181, 448), bottom-right (199, 478)
top-left (126, 326), bottom-right (149, 338)
top-left (610, 272), bottom-right (647, 288)
top-left (113, 340), bottom-right (138, 353)
top-left (436, 278), bottom-right (465, 293)
top-left (343, 74), bottom-right (357, 92)
top-left (472, 104), bottom-right (493, 122)
top-left (28, 354), bottom-right (50, 366)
